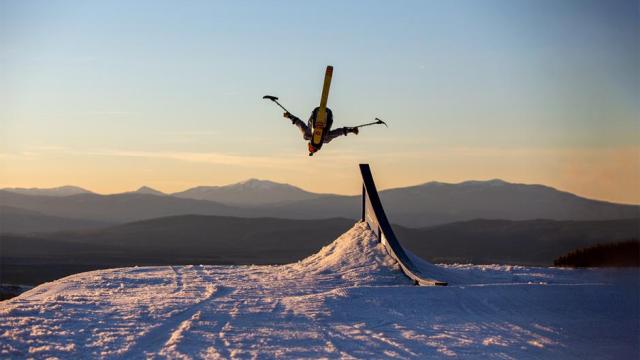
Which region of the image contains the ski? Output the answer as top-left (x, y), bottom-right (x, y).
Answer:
top-left (310, 66), bottom-right (333, 149)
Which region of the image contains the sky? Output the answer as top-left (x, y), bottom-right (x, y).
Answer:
top-left (1, 0), bottom-right (638, 203)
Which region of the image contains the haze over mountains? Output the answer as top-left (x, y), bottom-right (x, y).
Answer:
top-left (1, 178), bottom-right (637, 230)
top-left (2, 215), bottom-right (638, 286)
top-left (2, 178), bottom-right (638, 287)
top-left (0, 206), bottom-right (112, 233)
top-left (1, 186), bottom-right (92, 197)
top-left (0, 190), bottom-right (237, 225)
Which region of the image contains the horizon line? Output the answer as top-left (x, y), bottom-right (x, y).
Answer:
top-left (2, 178), bottom-right (639, 206)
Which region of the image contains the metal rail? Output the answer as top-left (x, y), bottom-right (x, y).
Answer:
top-left (360, 164), bottom-right (447, 286)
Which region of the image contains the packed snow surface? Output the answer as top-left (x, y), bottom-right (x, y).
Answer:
top-left (1, 222), bottom-right (638, 359)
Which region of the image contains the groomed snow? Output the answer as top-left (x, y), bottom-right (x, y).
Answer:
top-left (1, 222), bottom-right (638, 359)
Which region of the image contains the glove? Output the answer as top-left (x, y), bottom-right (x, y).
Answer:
top-left (342, 127), bottom-right (359, 136)
top-left (284, 112), bottom-right (296, 124)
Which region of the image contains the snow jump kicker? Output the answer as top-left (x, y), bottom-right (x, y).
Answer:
top-left (360, 164), bottom-right (447, 286)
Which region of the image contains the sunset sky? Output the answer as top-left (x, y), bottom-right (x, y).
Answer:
top-left (1, 0), bottom-right (638, 203)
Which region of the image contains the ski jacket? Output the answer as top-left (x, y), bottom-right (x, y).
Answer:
top-left (290, 115), bottom-right (349, 143)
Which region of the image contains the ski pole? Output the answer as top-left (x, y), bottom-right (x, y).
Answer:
top-left (352, 118), bottom-right (389, 129)
top-left (262, 95), bottom-right (292, 114)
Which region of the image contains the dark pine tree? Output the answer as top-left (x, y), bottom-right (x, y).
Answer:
top-left (554, 240), bottom-right (640, 267)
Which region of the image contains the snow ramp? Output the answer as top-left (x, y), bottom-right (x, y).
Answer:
top-left (360, 164), bottom-right (447, 286)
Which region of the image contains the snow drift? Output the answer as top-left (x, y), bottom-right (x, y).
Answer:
top-left (0, 222), bottom-right (638, 359)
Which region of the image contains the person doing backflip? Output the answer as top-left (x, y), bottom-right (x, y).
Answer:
top-left (263, 66), bottom-right (387, 156)
top-left (284, 107), bottom-right (359, 154)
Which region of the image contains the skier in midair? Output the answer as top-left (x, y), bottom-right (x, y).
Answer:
top-left (284, 107), bottom-right (359, 154)
top-left (263, 66), bottom-right (386, 156)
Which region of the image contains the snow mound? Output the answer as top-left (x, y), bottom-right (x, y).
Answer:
top-left (287, 221), bottom-right (410, 285)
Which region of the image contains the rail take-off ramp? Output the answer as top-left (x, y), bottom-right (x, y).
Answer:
top-left (360, 164), bottom-right (447, 286)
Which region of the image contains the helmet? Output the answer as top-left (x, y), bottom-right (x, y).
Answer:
top-left (308, 142), bottom-right (317, 154)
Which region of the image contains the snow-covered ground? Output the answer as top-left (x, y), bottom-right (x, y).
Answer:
top-left (1, 222), bottom-right (638, 359)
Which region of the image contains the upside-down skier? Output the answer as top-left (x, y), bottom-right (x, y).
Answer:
top-left (263, 66), bottom-right (387, 156)
top-left (284, 108), bottom-right (359, 154)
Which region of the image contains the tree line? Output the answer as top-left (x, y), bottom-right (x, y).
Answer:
top-left (554, 240), bottom-right (639, 267)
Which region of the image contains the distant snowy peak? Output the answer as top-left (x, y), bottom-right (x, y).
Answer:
top-left (1, 185), bottom-right (92, 197)
top-left (384, 179), bottom-right (576, 201)
top-left (172, 179), bottom-right (320, 206)
top-left (460, 179), bottom-right (509, 187)
top-left (133, 186), bottom-right (166, 196)
top-left (421, 179), bottom-right (510, 187)
top-left (232, 178), bottom-right (302, 191)
top-left (176, 179), bottom-right (309, 194)
top-left (416, 179), bottom-right (559, 191)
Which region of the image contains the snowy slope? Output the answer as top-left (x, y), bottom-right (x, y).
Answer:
top-left (1, 222), bottom-right (638, 359)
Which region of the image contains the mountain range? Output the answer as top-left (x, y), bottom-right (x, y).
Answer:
top-left (1, 179), bottom-right (637, 230)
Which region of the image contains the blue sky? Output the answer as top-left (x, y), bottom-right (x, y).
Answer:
top-left (1, 0), bottom-right (638, 202)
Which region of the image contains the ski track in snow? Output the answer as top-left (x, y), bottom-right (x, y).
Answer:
top-left (1, 222), bottom-right (638, 359)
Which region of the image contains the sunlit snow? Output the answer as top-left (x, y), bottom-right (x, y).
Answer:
top-left (1, 222), bottom-right (638, 358)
